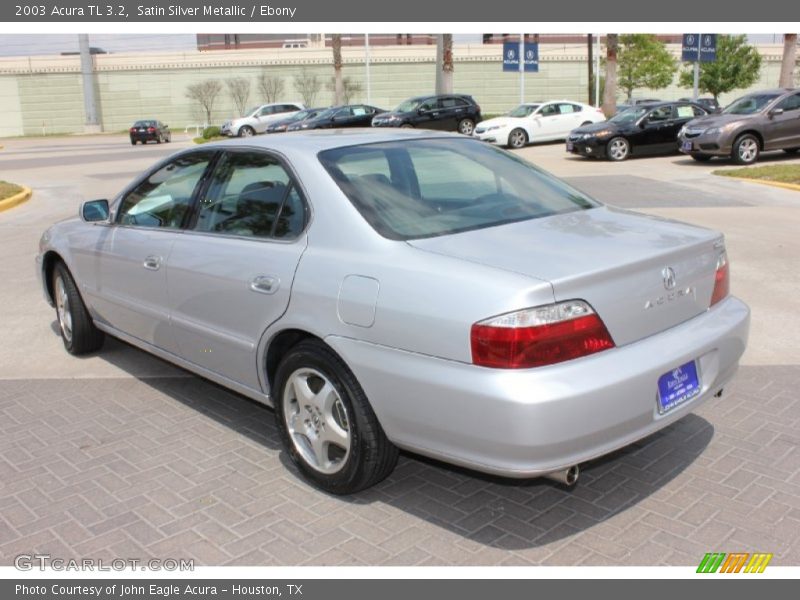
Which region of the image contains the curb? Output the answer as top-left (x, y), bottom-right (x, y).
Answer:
top-left (723, 175), bottom-right (800, 193)
top-left (0, 185), bottom-right (32, 213)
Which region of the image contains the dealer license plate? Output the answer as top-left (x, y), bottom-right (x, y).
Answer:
top-left (657, 360), bottom-right (700, 413)
top-left (566, 142), bottom-right (574, 152)
top-left (681, 140), bottom-right (693, 152)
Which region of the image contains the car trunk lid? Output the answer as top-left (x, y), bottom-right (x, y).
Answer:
top-left (408, 206), bottom-right (723, 346)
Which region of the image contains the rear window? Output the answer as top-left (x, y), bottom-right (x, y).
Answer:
top-left (318, 138), bottom-right (598, 240)
top-left (133, 120), bottom-right (156, 127)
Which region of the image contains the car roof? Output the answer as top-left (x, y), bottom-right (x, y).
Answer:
top-left (201, 128), bottom-right (466, 153)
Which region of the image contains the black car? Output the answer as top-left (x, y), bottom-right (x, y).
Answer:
top-left (567, 102), bottom-right (708, 161)
top-left (286, 104), bottom-right (385, 131)
top-left (266, 107), bottom-right (327, 133)
top-left (129, 120), bottom-right (171, 145)
top-left (679, 97), bottom-right (721, 113)
top-left (371, 94), bottom-right (482, 135)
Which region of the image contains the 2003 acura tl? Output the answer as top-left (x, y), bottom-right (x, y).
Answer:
top-left (36, 129), bottom-right (750, 494)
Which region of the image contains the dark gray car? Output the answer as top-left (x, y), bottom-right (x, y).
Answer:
top-left (678, 88), bottom-right (800, 164)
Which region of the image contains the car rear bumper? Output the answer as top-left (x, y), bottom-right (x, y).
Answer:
top-left (130, 133), bottom-right (160, 142)
top-left (326, 296), bottom-right (749, 478)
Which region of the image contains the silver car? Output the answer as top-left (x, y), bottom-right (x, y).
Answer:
top-left (221, 102), bottom-right (305, 137)
top-left (36, 130), bottom-right (750, 494)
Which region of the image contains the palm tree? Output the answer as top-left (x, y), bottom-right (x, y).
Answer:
top-left (779, 34), bottom-right (797, 88)
top-left (332, 34), bottom-right (344, 105)
top-left (441, 34), bottom-right (454, 94)
top-left (602, 34), bottom-right (618, 117)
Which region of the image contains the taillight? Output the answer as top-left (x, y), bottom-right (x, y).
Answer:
top-left (471, 300), bottom-right (615, 369)
top-left (147, 127), bottom-right (156, 133)
top-left (710, 252), bottom-right (730, 306)
top-left (129, 127), bottom-right (136, 132)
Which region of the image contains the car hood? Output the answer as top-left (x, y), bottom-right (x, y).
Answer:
top-left (477, 117), bottom-right (523, 129)
top-left (408, 206), bottom-right (722, 346)
top-left (684, 113), bottom-right (750, 128)
top-left (571, 121), bottom-right (620, 134)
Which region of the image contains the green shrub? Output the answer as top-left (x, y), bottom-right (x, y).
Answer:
top-left (202, 126), bottom-right (221, 139)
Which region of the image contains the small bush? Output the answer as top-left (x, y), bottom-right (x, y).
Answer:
top-left (203, 126), bottom-right (221, 139)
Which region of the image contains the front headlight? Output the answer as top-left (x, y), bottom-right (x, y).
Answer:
top-left (679, 126), bottom-right (687, 136)
top-left (584, 129), bottom-right (612, 139)
top-left (704, 127), bottom-right (722, 136)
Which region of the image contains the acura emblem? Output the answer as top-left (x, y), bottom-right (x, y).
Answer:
top-left (662, 267), bottom-right (677, 290)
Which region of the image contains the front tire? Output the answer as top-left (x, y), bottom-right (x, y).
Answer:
top-left (457, 118), bottom-right (475, 135)
top-left (606, 136), bottom-right (630, 161)
top-left (507, 128), bottom-right (528, 149)
top-left (273, 340), bottom-right (398, 494)
top-left (238, 125), bottom-right (256, 137)
top-left (400, 123), bottom-right (414, 129)
top-left (732, 134), bottom-right (760, 165)
top-left (52, 263), bottom-right (104, 355)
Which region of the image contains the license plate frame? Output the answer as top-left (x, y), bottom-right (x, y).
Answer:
top-left (657, 360), bottom-right (701, 414)
top-left (681, 140), bottom-right (693, 152)
top-left (566, 141), bottom-right (574, 152)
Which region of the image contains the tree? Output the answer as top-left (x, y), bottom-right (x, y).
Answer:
top-left (441, 34), bottom-right (453, 94)
top-left (779, 34), bottom-right (797, 88)
top-left (332, 34), bottom-right (344, 105)
top-left (679, 35), bottom-right (762, 101)
top-left (326, 76), bottom-right (362, 104)
top-left (617, 34), bottom-right (676, 101)
top-left (256, 71), bottom-right (285, 103)
top-left (293, 68), bottom-right (322, 106)
top-left (602, 34), bottom-right (619, 117)
top-left (185, 79), bottom-right (222, 125)
top-left (226, 77), bottom-right (250, 117)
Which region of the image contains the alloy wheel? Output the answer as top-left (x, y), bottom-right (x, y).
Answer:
top-left (55, 275), bottom-right (72, 343)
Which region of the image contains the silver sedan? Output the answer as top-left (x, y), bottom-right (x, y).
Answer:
top-left (36, 129), bottom-right (750, 494)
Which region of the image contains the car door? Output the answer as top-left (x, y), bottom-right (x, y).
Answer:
top-left (413, 98), bottom-right (445, 130)
top-left (254, 105), bottom-right (276, 133)
top-left (556, 103), bottom-right (586, 136)
top-left (349, 105), bottom-right (375, 127)
top-left (638, 105), bottom-right (676, 153)
top-left (330, 107), bottom-right (355, 128)
top-left (93, 151), bottom-right (216, 351)
top-left (765, 92), bottom-right (800, 148)
top-left (166, 149), bottom-right (309, 391)
top-left (530, 103), bottom-right (563, 140)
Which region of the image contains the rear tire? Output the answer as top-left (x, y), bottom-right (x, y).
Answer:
top-left (732, 133), bottom-right (760, 165)
top-left (273, 339), bottom-right (398, 494)
top-left (457, 118), bottom-right (475, 135)
top-left (691, 154), bottom-right (713, 162)
top-left (130, 139), bottom-right (136, 145)
top-left (400, 123), bottom-right (414, 129)
top-left (52, 262), bottom-right (104, 355)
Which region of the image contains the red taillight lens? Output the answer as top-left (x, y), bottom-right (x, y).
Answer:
top-left (147, 127), bottom-right (156, 132)
top-left (129, 127), bottom-right (136, 132)
top-left (471, 300), bottom-right (615, 369)
top-left (710, 253), bottom-right (730, 306)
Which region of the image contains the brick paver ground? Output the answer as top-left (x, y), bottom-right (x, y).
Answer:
top-left (2, 365), bottom-right (799, 566)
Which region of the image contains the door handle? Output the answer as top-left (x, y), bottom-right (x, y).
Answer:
top-left (250, 275), bottom-right (279, 295)
top-left (143, 255), bottom-right (162, 271)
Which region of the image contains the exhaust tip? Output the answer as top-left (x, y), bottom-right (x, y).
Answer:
top-left (543, 465), bottom-right (580, 486)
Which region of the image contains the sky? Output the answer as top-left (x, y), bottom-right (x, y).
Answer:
top-left (0, 33), bottom-right (788, 57)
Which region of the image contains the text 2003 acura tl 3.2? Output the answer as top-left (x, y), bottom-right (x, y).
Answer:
top-left (37, 130), bottom-right (750, 494)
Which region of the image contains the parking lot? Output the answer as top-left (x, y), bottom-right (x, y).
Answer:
top-left (1, 133), bottom-right (800, 566)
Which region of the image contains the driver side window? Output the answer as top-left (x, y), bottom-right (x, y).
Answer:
top-left (117, 152), bottom-right (213, 229)
top-left (777, 93), bottom-right (800, 112)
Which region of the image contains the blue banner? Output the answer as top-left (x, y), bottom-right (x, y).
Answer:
top-left (503, 41), bottom-right (539, 72)
top-left (682, 33), bottom-right (716, 62)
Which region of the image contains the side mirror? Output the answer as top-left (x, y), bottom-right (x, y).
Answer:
top-left (80, 199), bottom-right (110, 223)
top-left (417, 107), bottom-right (427, 115)
top-left (769, 107), bottom-right (784, 117)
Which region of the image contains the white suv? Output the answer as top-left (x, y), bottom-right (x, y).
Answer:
top-left (221, 102), bottom-right (305, 137)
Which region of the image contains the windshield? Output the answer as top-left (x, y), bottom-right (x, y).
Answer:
top-left (723, 94), bottom-right (781, 115)
top-left (508, 104), bottom-right (540, 118)
top-left (318, 138), bottom-right (598, 241)
top-left (244, 106), bottom-right (260, 117)
top-left (610, 107), bottom-right (649, 124)
top-left (395, 98), bottom-right (423, 113)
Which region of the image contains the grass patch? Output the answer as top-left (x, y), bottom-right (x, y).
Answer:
top-left (193, 136), bottom-right (228, 145)
top-left (0, 181), bottom-right (23, 201)
top-left (714, 163), bottom-right (800, 185)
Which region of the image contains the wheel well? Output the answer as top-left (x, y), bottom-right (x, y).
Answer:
top-left (41, 251), bottom-right (64, 304)
top-left (736, 130), bottom-right (764, 149)
top-left (265, 329), bottom-right (322, 388)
